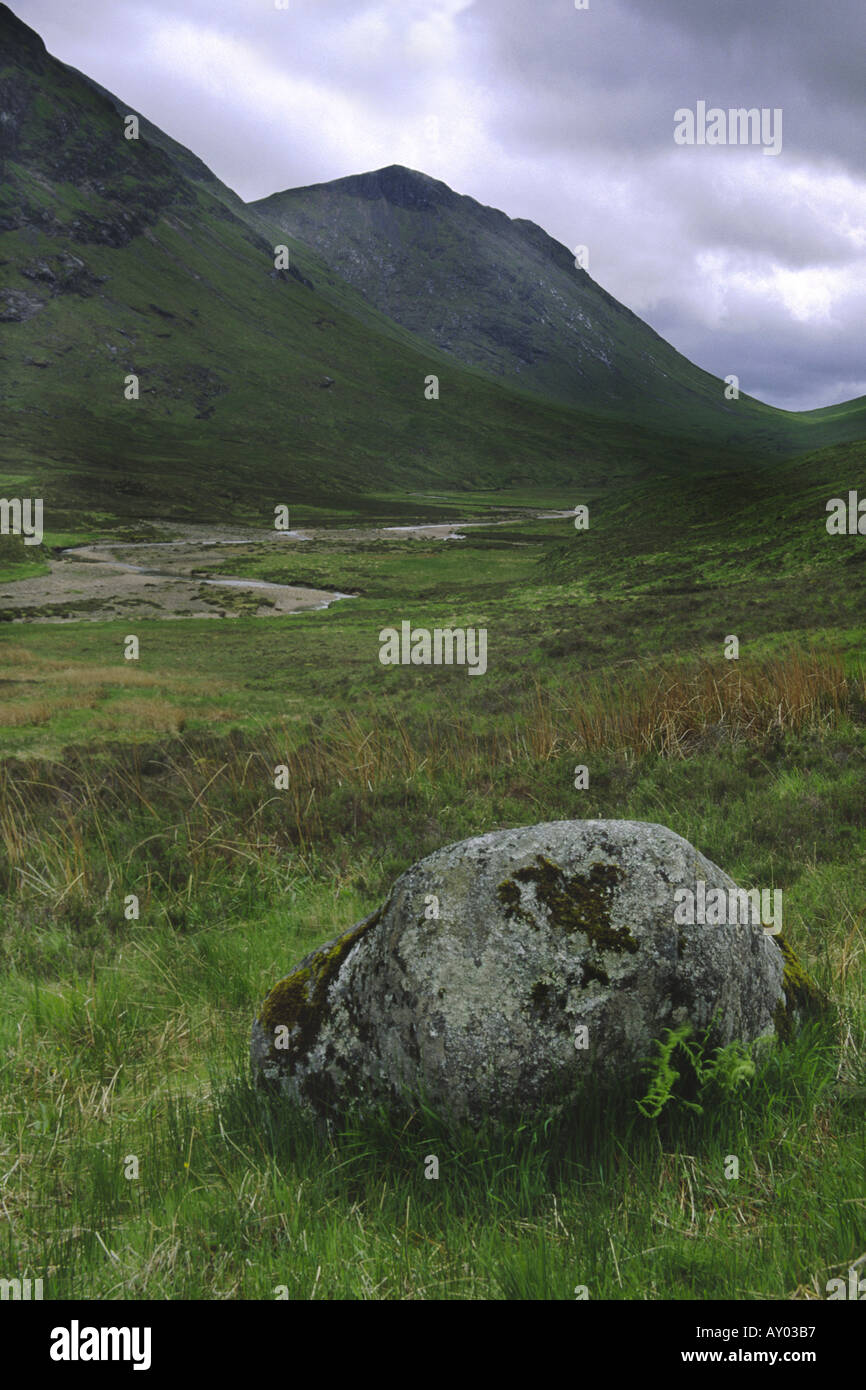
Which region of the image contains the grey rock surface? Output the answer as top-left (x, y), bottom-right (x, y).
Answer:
top-left (251, 820), bottom-right (794, 1121)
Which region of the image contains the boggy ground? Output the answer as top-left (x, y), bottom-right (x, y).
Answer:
top-left (0, 512), bottom-right (574, 624)
top-left (0, 523), bottom-right (348, 623)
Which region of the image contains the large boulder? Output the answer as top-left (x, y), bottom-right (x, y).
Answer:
top-left (251, 820), bottom-right (814, 1121)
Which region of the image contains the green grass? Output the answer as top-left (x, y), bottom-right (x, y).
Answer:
top-left (0, 715), bottom-right (863, 1299)
top-left (0, 466), bottom-right (864, 1300)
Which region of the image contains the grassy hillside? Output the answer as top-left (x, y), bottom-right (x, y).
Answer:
top-left (255, 165), bottom-right (866, 454)
top-left (0, 1), bottom-right (793, 544)
top-left (0, 7), bottom-right (643, 527)
top-left (2, 3), bottom-right (865, 549)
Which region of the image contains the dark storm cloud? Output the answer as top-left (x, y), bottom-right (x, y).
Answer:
top-left (473, 0), bottom-right (866, 173)
top-left (13, 0), bottom-right (865, 410)
top-left (645, 0), bottom-right (866, 110)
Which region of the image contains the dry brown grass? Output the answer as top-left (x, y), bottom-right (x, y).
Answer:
top-left (94, 698), bottom-right (188, 735)
top-left (553, 646), bottom-right (855, 759)
top-left (54, 665), bottom-right (163, 688)
top-left (215, 646), bottom-right (862, 845)
top-left (0, 644), bottom-right (860, 894)
top-left (272, 645), bottom-right (858, 786)
top-left (0, 645), bottom-right (227, 742)
top-left (0, 700), bottom-right (56, 727)
top-left (0, 644), bottom-right (63, 669)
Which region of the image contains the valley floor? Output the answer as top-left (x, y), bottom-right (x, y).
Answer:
top-left (0, 511), bottom-right (575, 623)
top-left (0, 477), bottom-right (863, 1300)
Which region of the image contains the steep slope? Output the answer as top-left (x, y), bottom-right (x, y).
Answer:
top-left (2, 3), bottom-right (666, 527)
top-left (255, 165), bottom-right (866, 452)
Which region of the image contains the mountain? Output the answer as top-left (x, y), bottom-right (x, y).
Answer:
top-left (0, 6), bottom-right (598, 525)
top-left (2, 3), bottom-right (728, 530)
top-left (0, 3), bottom-right (863, 534)
top-left (253, 165), bottom-right (866, 450)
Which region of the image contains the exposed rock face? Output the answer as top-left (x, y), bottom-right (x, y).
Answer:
top-left (20, 253), bottom-right (106, 296)
top-left (0, 287), bottom-right (44, 321)
top-left (251, 820), bottom-right (812, 1122)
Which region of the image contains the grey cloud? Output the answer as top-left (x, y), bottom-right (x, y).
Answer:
top-left (472, 0), bottom-right (866, 174)
top-left (678, 185), bottom-right (860, 270)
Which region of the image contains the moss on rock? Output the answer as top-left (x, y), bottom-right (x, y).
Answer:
top-left (258, 908), bottom-right (381, 1069)
top-left (498, 855), bottom-right (637, 953)
top-left (771, 935), bottom-right (827, 1042)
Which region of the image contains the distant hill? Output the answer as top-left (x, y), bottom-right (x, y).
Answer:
top-left (0, 6), bottom-right (696, 526)
top-left (254, 165), bottom-right (866, 450)
top-left (0, 3), bottom-right (863, 532)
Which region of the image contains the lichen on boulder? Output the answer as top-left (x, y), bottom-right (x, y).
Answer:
top-left (250, 819), bottom-right (821, 1122)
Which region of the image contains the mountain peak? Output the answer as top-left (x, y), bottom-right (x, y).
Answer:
top-left (254, 164), bottom-right (742, 425)
top-left (287, 164), bottom-right (460, 212)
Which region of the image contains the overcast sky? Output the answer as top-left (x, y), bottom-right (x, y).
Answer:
top-left (16, 0), bottom-right (866, 411)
